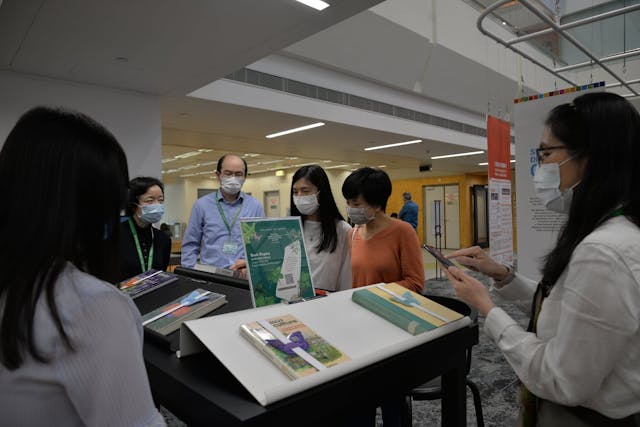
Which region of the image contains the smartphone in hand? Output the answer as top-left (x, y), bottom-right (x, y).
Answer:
top-left (422, 244), bottom-right (454, 268)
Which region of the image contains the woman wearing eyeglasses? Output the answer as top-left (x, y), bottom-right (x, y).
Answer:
top-left (444, 92), bottom-right (640, 426)
top-left (118, 177), bottom-right (171, 281)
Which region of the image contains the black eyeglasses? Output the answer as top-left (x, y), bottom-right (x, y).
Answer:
top-left (535, 145), bottom-right (566, 165)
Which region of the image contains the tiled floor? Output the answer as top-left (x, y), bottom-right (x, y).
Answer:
top-left (162, 261), bottom-right (524, 427)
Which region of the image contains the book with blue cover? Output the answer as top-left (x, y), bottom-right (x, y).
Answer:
top-left (118, 269), bottom-right (178, 299)
top-left (351, 283), bottom-right (464, 335)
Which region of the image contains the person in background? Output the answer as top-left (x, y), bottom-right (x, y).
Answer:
top-left (290, 165), bottom-right (351, 292)
top-left (0, 107), bottom-right (165, 426)
top-left (159, 223), bottom-right (172, 238)
top-left (398, 191), bottom-right (418, 229)
top-left (444, 92), bottom-right (640, 426)
top-left (118, 177), bottom-right (171, 281)
top-left (342, 167), bottom-right (424, 427)
top-left (342, 168), bottom-right (424, 293)
top-left (181, 154), bottom-right (264, 275)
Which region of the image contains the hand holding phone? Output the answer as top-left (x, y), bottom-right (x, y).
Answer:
top-left (422, 244), bottom-right (454, 268)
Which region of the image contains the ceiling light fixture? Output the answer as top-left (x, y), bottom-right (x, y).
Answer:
top-left (266, 122), bottom-right (325, 139)
top-left (431, 150), bottom-right (484, 160)
top-left (478, 159), bottom-right (516, 166)
top-left (364, 139), bottom-right (422, 151)
top-left (295, 0), bottom-right (330, 11)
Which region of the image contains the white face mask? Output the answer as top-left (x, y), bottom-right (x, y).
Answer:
top-left (293, 193), bottom-right (319, 216)
top-left (220, 176), bottom-right (244, 195)
top-left (533, 156), bottom-right (578, 214)
top-left (347, 206), bottom-right (376, 225)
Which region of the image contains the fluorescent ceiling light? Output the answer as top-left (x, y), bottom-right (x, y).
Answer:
top-left (478, 159), bottom-right (516, 166)
top-left (295, 0), bottom-right (329, 11)
top-left (431, 150), bottom-right (484, 160)
top-left (266, 122), bottom-right (325, 139)
top-left (161, 158), bottom-right (177, 164)
top-left (174, 150), bottom-right (202, 159)
top-left (364, 140), bottom-right (421, 151)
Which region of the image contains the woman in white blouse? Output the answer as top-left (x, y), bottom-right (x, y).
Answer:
top-left (290, 164), bottom-right (352, 292)
top-left (444, 92), bottom-right (640, 426)
top-left (0, 107), bottom-right (165, 426)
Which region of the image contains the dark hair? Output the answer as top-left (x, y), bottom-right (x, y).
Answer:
top-left (290, 165), bottom-right (345, 253)
top-left (0, 107), bottom-right (129, 369)
top-left (216, 154), bottom-right (248, 175)
top-left (541, 92), bottom-right (640, 288)
top-left (342, 167), bottom-right (392, 212)
top-left (403, 192), bottom-right (412, 201)
top-left (125, 176), bottom-right (164, 217)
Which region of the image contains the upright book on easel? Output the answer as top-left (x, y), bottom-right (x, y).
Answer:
top-left (239, 314), bottom-right (350, 380)
top-left (352, 283), bottom-right (464, 335)
top-left (240, 217), bottom-right (315, 307)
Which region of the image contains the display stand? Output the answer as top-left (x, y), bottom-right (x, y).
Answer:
top-left (179, 284), bottom-right (471, 406)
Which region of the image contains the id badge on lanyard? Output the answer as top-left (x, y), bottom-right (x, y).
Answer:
top-left (222, 241), bottom-right (239, 254)
top-left (216, 191), bottom-right (243, 256)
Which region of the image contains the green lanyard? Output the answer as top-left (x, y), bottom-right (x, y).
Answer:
top-left (215, 190), bottom-right (243, 236)
top-left (611, 207), bottom-right (624, 217)
top-left (128, 218), bottom-right (154, 272)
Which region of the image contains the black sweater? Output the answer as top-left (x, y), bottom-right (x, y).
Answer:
top-left (118, 219), bottom-right (171, 281)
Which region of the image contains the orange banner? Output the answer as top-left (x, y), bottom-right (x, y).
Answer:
top-left (487, 115), bottom-right (511, 180)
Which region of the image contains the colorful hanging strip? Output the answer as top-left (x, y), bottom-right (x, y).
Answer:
top-left (513, 81), bottom-right (605, 104)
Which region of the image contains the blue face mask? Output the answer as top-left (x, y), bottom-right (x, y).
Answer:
top-left (139, 203), bottom-right (164, 224)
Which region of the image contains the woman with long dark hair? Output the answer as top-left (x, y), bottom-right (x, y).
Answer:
top-left (118, 176), bottom-right (171, 281)
top-left (0, 107), bottom-right (165, 426)
top-left (290, 165), bottom-right (351, 291)
top-left (445, 92), bottom-right (640, 426)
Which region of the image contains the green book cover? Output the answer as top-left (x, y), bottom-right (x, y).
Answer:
top-left (240, 217), bottom-right (314, 307)
top-left (239, 314), bottom-right (350, 380)
top-left (352, 283), bottom-right (464, 335)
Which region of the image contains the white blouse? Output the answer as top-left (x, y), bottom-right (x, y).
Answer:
top-left (0, 263), bottom-right (165, 427)
top-left (303, 219), bottom-right (352, 292)
top-left (485, 216), bottom-right (640, 419)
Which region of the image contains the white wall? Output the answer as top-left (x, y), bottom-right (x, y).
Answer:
top-left (0, 70), bottom-right (161, 178)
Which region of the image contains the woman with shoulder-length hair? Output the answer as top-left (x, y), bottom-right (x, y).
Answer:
top-left (119, 176), bottom-right (171, 281)
top-left (0, 107), bottom-right (165, 426)
top-left (290, 164), bottom-right (352, 292)
top-left (446, 92), bottom-right (640, 426)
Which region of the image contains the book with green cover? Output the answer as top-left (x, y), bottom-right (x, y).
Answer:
top-left (142, 288), bottom-right (227, 336)
top-left (352, 283), bottom-right (464, 335)
top-left (239, 314), bottom-right (350, 380)
top-left (240, 217), bottom-right (315, 307)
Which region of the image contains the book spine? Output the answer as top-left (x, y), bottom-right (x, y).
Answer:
top-left (352, 290), bottom-right (435, 335)
top-left (239, 325), bottom-right (299, 380)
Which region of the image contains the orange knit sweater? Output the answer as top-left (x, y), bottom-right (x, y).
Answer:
top-left (349, 219), bottom-right (424, 293)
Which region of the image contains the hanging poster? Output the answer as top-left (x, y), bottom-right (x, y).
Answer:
top-left (513, 82), bottom-right (604, 279)
top-left (487, 115), bottom-right (514, 266)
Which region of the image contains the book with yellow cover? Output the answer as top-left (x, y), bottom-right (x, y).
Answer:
top-left (239, 314), bottom-right (350, 380)
top-left (352, 283), bottom-right (464, 335)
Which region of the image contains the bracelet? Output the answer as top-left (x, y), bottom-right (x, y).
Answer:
top-left (493, 265), bottom-right (515, 288)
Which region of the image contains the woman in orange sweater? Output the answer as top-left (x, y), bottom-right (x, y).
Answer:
top-left (342, 167), bottom-right (424, 293)
top-left (342, 167), bottom-right (424, 426)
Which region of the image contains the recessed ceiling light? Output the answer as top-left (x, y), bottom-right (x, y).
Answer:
top-left (364, 140), bottom-right (421, 151)
top-left (431, 151), bottom-right (484, 159)
top-left (295, 0), bottom-right (330, 11)
top-left (266, 122), bottom-right (325, 139)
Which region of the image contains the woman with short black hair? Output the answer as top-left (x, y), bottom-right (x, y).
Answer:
top-left (118, 176), bottom-right (171, 281)
top-left (0, 107), bottom-right (165, 426)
